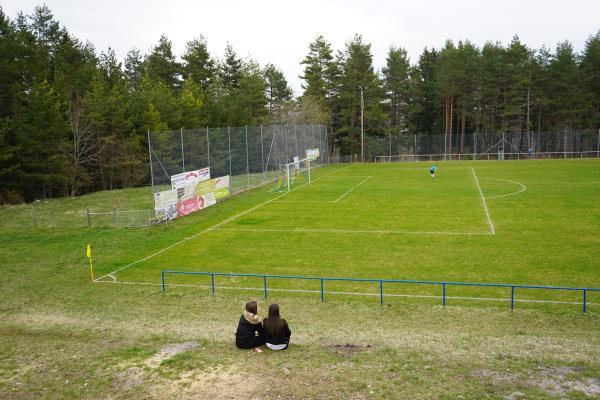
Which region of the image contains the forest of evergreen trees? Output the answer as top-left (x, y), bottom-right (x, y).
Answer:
top-left (1, 5), bottom-right (599, 203)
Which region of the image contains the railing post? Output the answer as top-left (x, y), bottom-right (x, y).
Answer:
top-left (442, 283), bottom-right (446, 306)
top-left (583, 289), bottom-right (587, 315)
top-left (161, 271), bottom-right (166, 293)
top-left (320, 278), bottom-right (325, 303)
top-left (86, 208), bottom-right (91, 228)
top-left (211, 273), bottom-right (215, 296)
top-left (511, 286), bottom-right (515, 310)
top-left (263, 276), bottom-right (268, 300)
top-left (379, 280), bottom-right (383, 305)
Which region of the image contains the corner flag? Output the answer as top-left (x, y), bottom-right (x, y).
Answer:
top-left (86, 244), bottom-right (94, 281)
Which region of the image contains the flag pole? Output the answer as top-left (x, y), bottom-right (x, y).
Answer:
top-left (87, 244), bottom-right (94, 281)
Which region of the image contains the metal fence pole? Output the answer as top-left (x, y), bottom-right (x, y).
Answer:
top-left (161, 271), bottom-right (165, 292)
top-left (114, 207), bottom-right (117, 225)
top-left (211, 273), bottom-right (215, 296)
top-left (564, 129), bottom-right (567, 158)
top-left (86, 208), bottom-right (91, 228)
top-left (442, 283), bottom-right (446, 306)
top-left (260, 124), bottom-right (264, 174)
top-left (147, 130), bottom-right (154, 190)
top-left (180, 127), bottom-right (185, 172)
top-left (583, 289), bottom-right (587, 314)
top-left (263, 276), bottom-right (268, 299)
top-left (444, 134), bottom-right (447, 160)
top-left (511, 286), bottom-right (515, 310)
top-left (294, 124), bottom-right (299, 157)
top-left (379, 280), bottom-right (383, 305)
top-left (320, 278), bottom-right (325, 302)
top-left (245, 125), bottom-right (250, 187)
top-left (227, 126), bottom-right (232, 177)
top-left (206, 126), bottom-right (211, 170)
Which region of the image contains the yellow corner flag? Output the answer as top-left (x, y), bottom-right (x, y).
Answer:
top-left (86, 244), bottom-right (94, 281)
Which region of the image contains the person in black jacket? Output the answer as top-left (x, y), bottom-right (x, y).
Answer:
top-left (263, 303), bottom-right (291, 350)
top-left (235, 301), bottom-right (265, 351)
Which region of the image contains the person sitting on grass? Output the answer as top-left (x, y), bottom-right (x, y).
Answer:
top-left (235, 301), bottom-right (265, 352)
top-left (263, 303), bottom-right (292, 351)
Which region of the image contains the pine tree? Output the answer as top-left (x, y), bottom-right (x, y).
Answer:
top-left (382, 46), bottom-right (412, 135)
top-left (264, 63), bottom-right (292, 119)
top-left (145, 35), bottom-right (181, 89)
top-left (182, 36), bottom-right (216, 89)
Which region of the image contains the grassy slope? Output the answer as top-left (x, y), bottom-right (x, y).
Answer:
top-left (1, 160), bottom-right (599, 399)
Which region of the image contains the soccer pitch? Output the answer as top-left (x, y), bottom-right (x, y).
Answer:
top-left (99, 160), bottom-right (599, 310)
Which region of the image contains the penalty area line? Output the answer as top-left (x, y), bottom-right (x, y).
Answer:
top-left (471, 167), bottom-right (496, 235)
top-left (334, 176), bottom-right (373, 202)
top-left (94, 165), bottom-right (351, 282)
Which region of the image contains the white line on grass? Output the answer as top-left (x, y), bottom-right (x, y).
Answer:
top-left (94, 165), bottom-right (352, 282)
top-left (480, 178), bottom-right (527, 200)
top-left (94, 280), bottom-right (597, 306)
top-left (334, 176), bottom-right (373, 202)
top-left (471, 167), bottom-right (496, 235)
top-left (212, 227), bottom-right (491, 235)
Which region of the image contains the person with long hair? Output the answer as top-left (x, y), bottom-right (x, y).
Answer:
top-left (263, 304), bottom-right (291, 350)
top-left (235, 301), bottom-right (265, 351)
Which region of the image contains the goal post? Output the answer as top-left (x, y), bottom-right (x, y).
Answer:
top-left (271, 157), bottom-right (312, 193)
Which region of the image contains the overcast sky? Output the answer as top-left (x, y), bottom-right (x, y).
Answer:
top-left (3, 0), bottom-right (599, 95)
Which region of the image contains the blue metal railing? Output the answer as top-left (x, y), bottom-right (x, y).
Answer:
top-left (160, 270), bottom-right (600, 314)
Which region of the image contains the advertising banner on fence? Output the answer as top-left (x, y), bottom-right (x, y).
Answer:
top-left (306, 148), bottom-right (320, 161)
top-left (154, 189), bottom-right (178, 222)
top-left (154, 173), bottom-right (231, 223)
top-left (214, 175), bottom-right (230, 199)
top-left (171, 167), bottom-right (210, 190)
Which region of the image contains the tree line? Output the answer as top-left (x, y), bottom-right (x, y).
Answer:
top-left (1, 5), bottom-right (599, 203)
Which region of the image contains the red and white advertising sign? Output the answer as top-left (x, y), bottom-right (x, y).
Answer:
top-left (171, 167), bottom-right (210, 189)
top-left (176, 196), bottom-right (205, 216)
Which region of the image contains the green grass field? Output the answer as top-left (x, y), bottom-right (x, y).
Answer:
top-left (1, 159), bottom-right (599, 399)
top-left (102, 160), bottom-right (599, 310)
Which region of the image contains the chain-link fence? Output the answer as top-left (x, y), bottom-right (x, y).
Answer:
top-left (148, 124), bottom-right (329, 196)
top-left (331, 131), bottom-right (600, 162)
top-left (0, 207), bottom-right (153, 229)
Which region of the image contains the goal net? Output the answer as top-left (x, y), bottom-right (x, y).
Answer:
top-left (271, 157), bottom-right (312, 192)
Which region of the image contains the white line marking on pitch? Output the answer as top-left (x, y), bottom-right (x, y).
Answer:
top-left (334, 176), bottom-right (372, 202)
top-left (480, 178), bottom-right (527, 199)
top-left (212, 227), bottom-right (491, 236)
top-left (471, 167), bottom-right (496, 235)
top-left (94, 165), bottom-right (351, 282)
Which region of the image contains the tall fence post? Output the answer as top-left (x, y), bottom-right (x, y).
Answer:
top-left (180, 127), bottom-right (185, 172)
top-left (583, 289), bottom-right (587, 315)
top-left (245, 125), bottom-right (250, 187)
top-left (263, 276), bottom-right (268, 300)
top-left (260, 124), bottom-right (264, 175)
top-left (379, 280), bottom-right (383, 305)
top-left (320, 278), bottom-right (325, 303)
top-left (211, 273), bottom-right (215, 296)
top-left (227, 126), bottom-right (232, 177)
top-left (86, 208), bottom-right (91, 228)
top-left (206, 126), bottom-right (211, 170)
top-left (161, 271), bottom-right (166, 293)
top-left (147, 130), bottom-right (154, 191)
top-left (597, 128), bottom-right (599, 158)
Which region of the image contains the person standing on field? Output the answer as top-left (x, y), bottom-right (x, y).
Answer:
top-left (429, 164), bottom-right (437, 178)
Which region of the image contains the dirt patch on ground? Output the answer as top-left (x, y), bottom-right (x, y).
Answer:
top-left (155, 365), bottom-right (250, 400)
top-left (472, 365), bottom-right (600, 399)
top-left (326, 343), bottom-right (373, 359)
top-left (144, 341), bottom-right (199, 368)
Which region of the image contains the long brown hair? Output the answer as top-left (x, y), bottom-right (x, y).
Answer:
top-left (263, 304), bottom-right (285, 336)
